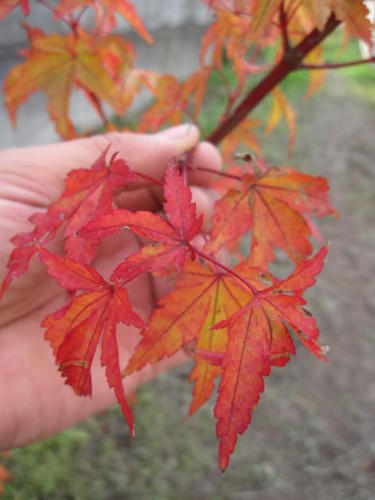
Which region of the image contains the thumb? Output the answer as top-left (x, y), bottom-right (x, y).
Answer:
top-left (0, 125), bottom-right (200, 204)
top-left (103, 124), bottom-right (200, 179)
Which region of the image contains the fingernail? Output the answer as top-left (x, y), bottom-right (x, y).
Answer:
top-left (156, 124), bottom-right (198, 141)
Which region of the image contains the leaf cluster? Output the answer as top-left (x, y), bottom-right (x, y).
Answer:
top-left (1, 0), bottom-right (373, 470)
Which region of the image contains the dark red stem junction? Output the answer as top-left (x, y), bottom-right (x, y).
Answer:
top-left (206, 14), bottom-right (341, 145)
top-left (192, 246), bottom-right (258, 295)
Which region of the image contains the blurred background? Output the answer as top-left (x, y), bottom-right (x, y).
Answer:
top-left (1, 1), bottom-right (375, 498)
top-left (0, 0), bottom-right (211, 147)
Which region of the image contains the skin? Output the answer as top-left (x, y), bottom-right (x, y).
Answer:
top-left (0, 124), bottom-right (221, 451)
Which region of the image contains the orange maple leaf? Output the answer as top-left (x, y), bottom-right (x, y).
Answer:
top-left (248, 0), bottom-right (280, 41)
top-left (221, 117), bottom-right (262, 163)
top-left (266, 87), bottom-right (296, 155)
top-left (4, 26), bottom-right (138, 139)
top-left (123, 256), bottom-right (294, 417)
top-left (201, 0), bottom-right (280, 73)
top-left (301, 0), bottom-right (332, 31)
top-left (123, 260), bottom-right (252, 413)
top-left (137, 74), bottom-right (188, 133)
top-left (183, 67), bottom-right (212, 120)
top-left (38, 246), bottom-right (144, 437)
top-left (301, 0), bottom-right (372, 44)
top-left (304, 46), bottom-right (326, 97)
top-left (206, 165), bottom-right (335, 268)
top-left (333, 0), bottom-right (372, 45)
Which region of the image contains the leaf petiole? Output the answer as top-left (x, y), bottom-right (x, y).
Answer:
top-left (191, 246), bottom-right (257, 295)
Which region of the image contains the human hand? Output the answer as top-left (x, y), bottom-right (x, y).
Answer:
top-left (0, 125), bottom-right (221, 450)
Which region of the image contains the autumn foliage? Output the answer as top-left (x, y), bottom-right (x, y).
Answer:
top-left (1, 0), bottom-right (373, 470)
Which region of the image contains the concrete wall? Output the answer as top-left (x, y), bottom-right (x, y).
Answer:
top-left (0, 1), bottom-right (213, 147)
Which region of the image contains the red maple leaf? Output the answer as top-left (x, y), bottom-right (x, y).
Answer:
top-left (0, 148), bottom-right (141, 300)
top-left (0, 212), bottom-right (59, 301)
top-left (80, 165), bottom-right (203, 283)
top-left (49, 148), bottom-right (140, 263)
top-left (38, 246), bottom-right (144, 437)
top-left (213, 246), bottom-right (328, 470)
top-left (206, 165), bottom-right (335, 268)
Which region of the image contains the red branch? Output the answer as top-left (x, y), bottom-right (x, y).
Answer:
top-left (279, 1), bottom-right (291, 53)
top-left (300, 56), bottom-right (375, 70)
top-left (206, 14), bottom-right (341, 145)
top-left (84, 90), bottom-right (110, 129)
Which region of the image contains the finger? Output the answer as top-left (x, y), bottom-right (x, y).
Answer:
top-left (187, 141), bottom-right (222, 187)
top-left (155, 123), bottom-right (198, 141)
top-left (103, 124), bottom-right (200, 179)
top-left (115, 185), bottom-right (163, 212)
top-left (190, 186), bottom-right (216, 232)
top-left (0, 125), bottom-right (200, 204)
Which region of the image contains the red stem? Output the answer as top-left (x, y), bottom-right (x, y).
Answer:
top-left (75, 5), bottom-right (89, 25)
top-left (279, 1), bottom-right (291, 53)
top-left (93, 99), bottom-right (109, 128)
top-left (300, 56), bottom-right (375, 70)
top-left (194, 165), bottom-right (242, 181)
top-left (192, 246), bottom-right (257, 294)
top-left (220, 80), bottom-right (243, 122)
top-left (206, 14), bottom-right (341, 145)
top-left (286, 0), bottom-right (302, 24)
top-left (84, 90), bottom-right (110, 129)
top-left (135, 172), bottom-right (163, 186)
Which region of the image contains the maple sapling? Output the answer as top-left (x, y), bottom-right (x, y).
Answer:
top-left (1, 0), bottom-right (374, 470)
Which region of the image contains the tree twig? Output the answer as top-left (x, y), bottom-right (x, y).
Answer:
top-left (300, 56), bottom-right (375, 70)
top-left (279, 1), bottom-right (291, 53)
top-left (206, 14), bottom-right (341, 145)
